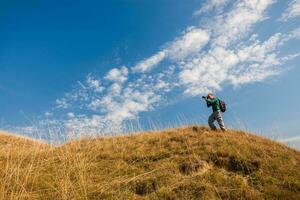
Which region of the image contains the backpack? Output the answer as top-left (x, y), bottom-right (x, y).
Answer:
top-left (219, 99), bottom-right (226, 112)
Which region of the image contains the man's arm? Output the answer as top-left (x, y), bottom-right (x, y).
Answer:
top-left (202, 96), bottom-right (212, 107)
top-left (204, 97), bottom-right (219, 107)
top-left (207, 101), bottom-right (211, 107)
top-left (206, 98), bottom-right (218, 104)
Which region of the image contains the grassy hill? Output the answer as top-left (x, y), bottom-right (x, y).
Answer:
top-left (0, 127), bottom-right (299, 200)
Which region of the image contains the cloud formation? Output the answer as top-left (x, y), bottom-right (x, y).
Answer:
top-left (132, 27), bottom-right (210, 73)
top-left (132, 51), bottom-right (166, 73)
top-left (15, 0), bottom-right (300, 138)
top-left (281, 0), bottom-right (300, 21)
top-left (194, 0), bottom-right (230, 15)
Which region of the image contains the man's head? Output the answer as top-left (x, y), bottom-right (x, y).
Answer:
top-left (207, 93), bottom-right (214, 99)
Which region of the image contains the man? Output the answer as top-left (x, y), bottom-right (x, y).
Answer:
top-left (202, 93), bottom-right (226, 131)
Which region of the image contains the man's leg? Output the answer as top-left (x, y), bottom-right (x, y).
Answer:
top-left (216, 111), bottom-right (226, 131)
top-left (208, 112), bottom-right (217, 130)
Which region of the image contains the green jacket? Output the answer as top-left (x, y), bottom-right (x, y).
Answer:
top-left (206, 98), bottom-right (220, 112)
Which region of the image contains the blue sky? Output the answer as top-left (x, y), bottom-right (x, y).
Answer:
top-left (0, 0), bottom-right (300, 148)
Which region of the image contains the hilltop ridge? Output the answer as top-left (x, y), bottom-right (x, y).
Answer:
top-left (0, 126), bottom-right (299, 199)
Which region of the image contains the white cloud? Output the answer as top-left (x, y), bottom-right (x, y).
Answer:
top-left (86, 75), bottom-right (104, 93)
top-left (65, 115), bottom-right (109, 137)
top-left (281, 0), bottom-right (300, 21)
top-left (132, 28), bottom-right (210, 73)
top-left (179, 47), bottom-right (239, 95)
top-left (109, 83), bottom-right (122, 95)
top-left (104, 90), bottom-right (160, 124)
top-left (281, 27), bottom-right (300, 43)
top-left (178, 0), bottom-right (283, 96)
top-left (209, 0), bottom-right (275, 47)
top-left (55, 98), bottom-right (70, 109)
top-left (53, 64), bottom-right (177, 135)
top-left (167, 28), bottom-right (210, 61)
top-left (290, 27), bottom-right (300, 38)
top-left (105, 66), bottom-right (128, 83)
top-left (179, 32), bottom-right (286, 96)
top-left (67, 112), bottom-right (75, 118)
top-left (70, 87), bottom-right (161, 134)
top-left (132, 51), bottom-right (166, 73)
top-left (194, 0), bottom-right (230, 15)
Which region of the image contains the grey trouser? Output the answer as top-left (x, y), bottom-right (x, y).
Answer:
top-left (208, 110), bottom-right (226, 130)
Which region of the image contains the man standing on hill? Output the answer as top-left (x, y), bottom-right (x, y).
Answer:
top-left (202, 93), bottom-right (226, 131)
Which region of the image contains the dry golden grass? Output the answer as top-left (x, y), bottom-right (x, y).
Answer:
top-left (0, 126), bottom-right (299, 200)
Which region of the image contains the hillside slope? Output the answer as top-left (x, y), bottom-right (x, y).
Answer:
top-left (0, 127), bottom-right (299, 200)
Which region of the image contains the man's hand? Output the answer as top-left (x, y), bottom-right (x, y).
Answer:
top-left (202, 96), bottom-right (207, 99)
